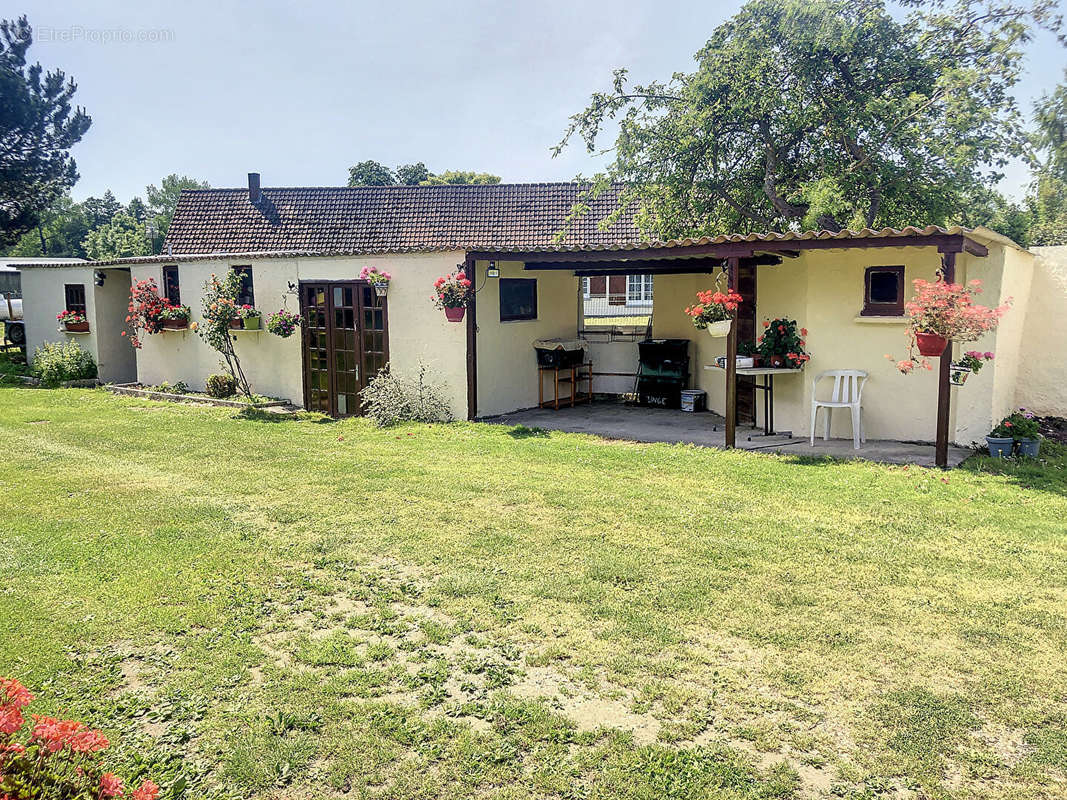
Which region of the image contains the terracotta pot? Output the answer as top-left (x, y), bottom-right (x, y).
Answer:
top-left (915, 332), bottom-right (948, 357)
top-left (704, 319), bottom-right (732, 338)
top-left (161, 319), bottom-right (188, 330)
top-left (444, 306), bottom-right (466, 323)
top-left (768, 354), bottom-right (786, 368)
top-left (64, 321), bottom-right (89, 332)
top-left (229, 318), bottom-right (243, 329)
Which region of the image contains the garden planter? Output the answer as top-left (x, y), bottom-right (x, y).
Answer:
top-left (704, 319), bottom-right (732, 338)
top-left (444, 307), bottom-right (466, 323)
top-left (985, 436), bottom-right (1014, 458)
top-left (768, 354), bottom-right (787, 368)
top-left (373, 284), bottom-right (389, 298)
top-left (915, 332), bottom-right (948, 357)
top-left (161, 319), bottom-right (188, 330)
top-left (242, 316), bottom-right (261, 330)
top-left (949, 364), bottom-right (971, 386)
top-left (229, 318), bottom-right (243, 329)
top-left (64, 321), bottom-right (89, 333)
top-left (1017, 437), bottom-right (1041, 458)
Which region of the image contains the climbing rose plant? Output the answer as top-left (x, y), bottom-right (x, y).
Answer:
top-left (0, 676), bottom-right (160, 800)
top-left (198, 272), bottom-right (253, 399)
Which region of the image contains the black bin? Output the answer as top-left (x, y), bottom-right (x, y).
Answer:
top-left (535, 346), bottom-right (585, 368)
top-left (638, 339), bottom-right (690, 369)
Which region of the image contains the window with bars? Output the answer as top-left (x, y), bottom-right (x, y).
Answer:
top-left (64, 284), bottom-right (86, 315)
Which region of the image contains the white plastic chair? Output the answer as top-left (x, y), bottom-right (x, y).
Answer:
top-left (810, 370), bottom-right (868, 450)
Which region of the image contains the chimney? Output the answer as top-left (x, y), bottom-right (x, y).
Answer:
top-left (248, 172), bottom-right (261, 204)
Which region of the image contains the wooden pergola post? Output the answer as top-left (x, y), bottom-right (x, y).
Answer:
top-left (934, 251), bottom-right (956, 468)
top-left (725, 256), bottom-right (739, 449)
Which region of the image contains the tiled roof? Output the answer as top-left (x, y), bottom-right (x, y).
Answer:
top-left (163, 183), bottom-right (642, 255)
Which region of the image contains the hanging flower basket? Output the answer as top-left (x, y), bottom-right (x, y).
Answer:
top-left (360, 266), bottom-right (392, 298)
top-left (949, 364), bottom-right (971, 386)
top-left (685, 289), bottom-right (742, 336)
top-left (444, 306), bottom-right (466, 323)
top-left (705, 319), bottom-right (732, 338)
top-left (915, 332), bottom-right (948, 357)
top-left (432, 270), bottom-right (472, 322)
top-left (374, 284), bottom-right (389, 298)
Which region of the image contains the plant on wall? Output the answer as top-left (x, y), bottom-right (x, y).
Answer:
top-left (267, 309), bottom-right (300, 338)
top-left (122, 278), bottom-right (167, 348)
top-left (431, 271), bottom-right (472, 322)
top-left (758, 318), bottom-right (811, 368)
top-left (198, 271), bottom-right (253, 400)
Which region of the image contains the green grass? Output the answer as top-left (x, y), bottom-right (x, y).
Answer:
top-left (1, 387), bottom-right (1065, 800)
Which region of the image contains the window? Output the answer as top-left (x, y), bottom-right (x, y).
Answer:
top-left (499, 278), bottom-right (537, 321)
top-left (64, 284), bottom-right (86, 315)
top-left (626, 274), bottom-right (654, 305)
top-left (862, 265), bottom-right (905, 316)
top-left (162, 266), bottom-right (180, 305)
top-left (582, 277), bottom-right (590, 299)
top-left (231, 266), bottom-right (254, 307)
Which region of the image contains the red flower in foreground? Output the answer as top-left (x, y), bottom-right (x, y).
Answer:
top-left (99, 773), bottom-right (124, 798)
top-left (0, 705), bottom-right (23, 735)
top-left (1, 677), bottom-right (33, 708)
top-left (131, 780), bottom-right (160, 800)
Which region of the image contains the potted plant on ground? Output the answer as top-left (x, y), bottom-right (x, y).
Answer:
top-left (360, 266), bottom-right (392, 297)
top-left (432, 271), bottom-right (472, 322)
top-left (238, 304), bottom-right (261, 330)
top-left (158, 304), bottom-right (191, 329)
top-left (57, 309), bottom-right (89, 332)
top-left (949, 350), bottom-right (993, 386)
top-left (267, 308), bottom-right (301, 338)
top-left (986, 409), bottom-right (1041, 458)
top-left (684, 288), bottom-right (743, 337)
top-left (758, 318), bottom-right (811, 368)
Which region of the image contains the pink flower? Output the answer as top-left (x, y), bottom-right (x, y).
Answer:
top-left (1, 677), bottom-right (33, 709)
top-left (0, 705), bottom-right (23, 735)
top-left (99, 773), bottom-right (124, 798)
top-left (984, 352), bottom-right (994, 360)
top-left (131, 780), bottom-right (159, 800)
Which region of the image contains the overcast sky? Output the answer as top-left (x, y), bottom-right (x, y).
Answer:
top-left (23, 0), bottom-right (1067, 205)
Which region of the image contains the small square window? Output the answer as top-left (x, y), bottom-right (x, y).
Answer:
top-left (862, 266), bottom-right (904, 316)
top-left (231, 266), bottom-right (254, 307)
top-left (64, 284), bottom-right (86, 315)
top-left (499, 278), bottom-right (537, 321)
top-left (162, 266), bottom-right (180, 305)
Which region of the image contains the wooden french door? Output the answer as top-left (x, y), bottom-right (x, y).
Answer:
top-left (735, 264), bottom-right (757, 426)
top-left (300, 281), bottom-right (388, 417)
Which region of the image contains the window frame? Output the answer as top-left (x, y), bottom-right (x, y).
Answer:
top-left (498, 277), bottom-right (538, 322)
top-left (64, 284), bottom-right (87, 316)
top-left (626, 274), bottom-right (654, 306)
top-left (231, 265), bottom-right (255, 307)
top-left (861, 265), bottom-right (905, 317)
top-left (162, 265), bottom-right (181, 306)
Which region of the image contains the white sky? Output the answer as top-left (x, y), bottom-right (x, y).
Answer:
top-left (22, 0), bottom-right (1067, 205)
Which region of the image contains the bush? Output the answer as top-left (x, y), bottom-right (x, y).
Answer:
top-left (30, 341), bottom-right (97, 387)
top-left (206, 373), bottom-right (237, 398)
top-left (359, 364), bottom-right (453, 427)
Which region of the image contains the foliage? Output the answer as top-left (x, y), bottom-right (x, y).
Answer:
top-left (0, 16), bottom-right (92, 247)
top-left (359, 266), bottom-right (391, 286)
top-left (991, 408), bottom-right (1040, 440)
top-left (1027, 73), bottom-right (1067, 246)
top-left (157, 304), bottom-right (190, 322)
top-left (0, 675), bottom-right (160, 800)
top-left (347, 160), bottom-right (501, 187)
top-left (553, 0), bottom-right (1064, 238)
top-left (684, 289), bottom-right (742, 328)
top-left (957, 350), bottom-right (994, 373)
top-left (55, 310), bottom-right (86, 326)
top-left (205, 373), bottom-right (237, 399)
top-left (198, 272), bottom-right (253, 400)
top-left (346, 160), bottom-right (398, 186)
top-left (122, 279), bottom-right (166, 349)
top-left (892, 279), bottom-right (1010, 373)
top-left (266, 309), bottom-right (300, 338)
top-left (420, 170), bottom-right (501, 186)
top-left (143, 175), bottom-right (210, 250)
top-left (757, 318), bottom-right (810, 367)
top-left (359, 365), bottom-right (453, 427)
top-left (82, 211), bottom-right (151, 262)
top-left (431, 271), bottom-right (472, 309)
top-left (394, 162), bottom-right (431, 185)
top-left (147, 380), bottom-right (189, 395)
top-left (30, 340), bottom-right (96, 386)
top-left (237, 304), bottom-right (260, 321)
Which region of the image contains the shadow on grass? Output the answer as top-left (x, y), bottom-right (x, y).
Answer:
top-left (234, 407), bottom-right (336, 424)
top-left (507, 424), bottom-right (550, 439)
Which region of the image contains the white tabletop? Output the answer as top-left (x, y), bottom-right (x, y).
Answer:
top-left (703, 365), bottom-right (804, 375)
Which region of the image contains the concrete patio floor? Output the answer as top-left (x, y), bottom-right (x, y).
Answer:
top-left (484, 401), bottom-right (971, 468)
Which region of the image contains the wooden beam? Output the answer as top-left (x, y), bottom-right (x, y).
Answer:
top-left (935, 251), bottom-right (956, 468)
top-left (725, 256), bottom-right (739, 449)
top-left (465, 255), bottom-right (478, 421)
top-left (528, 257), bottom-right (725, 274)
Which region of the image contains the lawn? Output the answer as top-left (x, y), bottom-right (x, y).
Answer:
top-left (1, 387), bottom-right (1065, 800)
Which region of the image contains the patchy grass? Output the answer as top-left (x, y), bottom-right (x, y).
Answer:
top-left (0, 387), bottom-right (1065, 800)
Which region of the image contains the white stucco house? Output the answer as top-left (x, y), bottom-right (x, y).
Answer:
top-left (16, 174), bottom-right (1067, 454)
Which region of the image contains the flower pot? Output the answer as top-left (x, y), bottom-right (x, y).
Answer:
top-left (1017, 437), bottom-right (1040, 458)
top-left (949, 364), bottom-right (971, 386)
top-left (444, 306), bottom-right (466, 323)
top-left (63, 321), bottom-right (89, 332)
top-left (704, 319), bottom-right (732, 338)
top-left (374, 283), bottom-right (389, 297)
top-left (985, 436), bottom-right (1014, 458)
top-left (768, 354), bottom-right (786, 368)
top-left (229, 318), bottom-right (243, 329)
top-left (242, 315), bottom-right (261, 330)
top-left (915, 332), bottom-right (948, 357)
top-left (161, 319), bottom-right (188, 330)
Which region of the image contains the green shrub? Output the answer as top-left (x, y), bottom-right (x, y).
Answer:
top-left (206, 373), bottom-right (237, 398)
top-left (359, 364), bottom-right (453, 427)
top-left (30, 341), bottom-right (97, 387)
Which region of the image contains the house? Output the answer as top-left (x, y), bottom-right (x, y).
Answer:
top-left (16, 174), bottom-right (1067, 455)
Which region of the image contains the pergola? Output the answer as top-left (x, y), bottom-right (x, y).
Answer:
top-left (465, 227), bottom-right (991, 468)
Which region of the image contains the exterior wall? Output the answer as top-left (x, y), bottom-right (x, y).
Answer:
top-left (1017, 247), bottom-right (1067, 417)
top-left (474, 260), bottom-right (580, 417)
top-left (92, 269), bottom-right (137, 382)
top-left (130, 253), bottom-right (468, 418)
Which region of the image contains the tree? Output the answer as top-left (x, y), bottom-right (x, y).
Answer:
top-left (3, 194), bottom-right (89, 257)
top-left (554, 0), bottom-right (1064, 238)
top-left (82, 211), bottom-right (151, 261)
top-left (0, 16), bottom-right (91, 246)
top-left (347, 160), bottom-right (397, 186)
top-left (395, 162), bottom-right (431, 185)
top-left (421, 170), bottom-right (501, 186)
top-left (144, 174), bottom-right (210, 249)
top-left (347, 160), bottom-right (502, 186)
top-left (1027, 75), bottom-right (1067, 245)
top-left (80, 191), bottom-right (123, 229)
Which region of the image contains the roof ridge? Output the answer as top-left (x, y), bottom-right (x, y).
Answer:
top-left (180, 181), bottom-right (618, 193)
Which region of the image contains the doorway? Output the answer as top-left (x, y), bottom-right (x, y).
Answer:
top-left (300, 281), bottom-right (388, 417)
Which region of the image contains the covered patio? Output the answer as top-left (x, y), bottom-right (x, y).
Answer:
top-left (485, 401), bottom-right (972, 467)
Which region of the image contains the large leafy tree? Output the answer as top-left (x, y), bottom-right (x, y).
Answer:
top-left (1028, 75), bottom-right (1067, 244)
top-left (82, 211), bottom-right (150, 261)
top-left (0, 16), bottom-right (91, 246)
top-left (555, 0), bottom-right (1063, 237)
top-left (143, 173), bottom-right (210, 250)
top-left (348, 160), bottom-right (501, 186)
